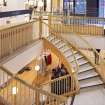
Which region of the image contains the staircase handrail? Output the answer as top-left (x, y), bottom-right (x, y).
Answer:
top-left (42, 21), bottom-right (79, 74)
top-left (0, 20), bottom-right (38, 31)
top-left (40, 73), bottom-right (79, 96)
top-left (0, 66), bottom-right (67, 102)
top-left (33, 11), bottom-right (105, 20)
top-left (40, 74), bottom-right (71, 86)
top-left (47, 15), bottom-right (105, 82)
top-left (42, 21), bottom-right (80, 93)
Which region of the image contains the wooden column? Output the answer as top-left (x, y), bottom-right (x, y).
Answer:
top-left (39, 13), bottom-right (42, 39)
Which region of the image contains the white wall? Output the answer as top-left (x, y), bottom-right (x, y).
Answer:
top-left (0, 0), bottom-right (25, 12)
top-left (46, 0), bottom-right (51, 12)
top-left (0, 0), bottom-right (29, 26)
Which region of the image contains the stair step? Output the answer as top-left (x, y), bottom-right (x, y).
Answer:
top-left (80, 83), bottom-right (104, 90)
top-left (52, 39), bottom-right (61, 45)
top-left (71, 55), bottom-right (83, 63)
top-left (67, 52), bottom-right (83, 62)
top-left (75, 53), bottom-right (83, 59)
top-left (71, 58), bottom-right (88, 67)
top-left (56, 42), bottom-right (66, 49)
top-left (78, 69), bottom-right (98, 80)
top-left (79, 76), bottom-right (103, 88)
top-left (60, 46), bottom-right (70, 53)
top-left (66, 51), bottom-right (78, 58)
top-left (78, 58), bottom-right (88, 66)
top-left (64, 50), bottom-right (73, 58)
top-left (47, 35), bottom-right (55, 41)
top-left (79, 63), bottom-right (94, 73)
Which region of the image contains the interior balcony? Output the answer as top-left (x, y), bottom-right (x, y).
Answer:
top-left (0, 13), bottom-right (105, 105)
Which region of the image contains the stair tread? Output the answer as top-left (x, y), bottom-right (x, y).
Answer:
top-left (51, 39), bottom-right (61, 45)
top-left (80, 83), bottom-right (104, 89)
top-left (71, 59), bottom-right (88, 67)
top-left (47, 35), bottom-right (55, 41)
top-left (64, 51), bottom-right (73, 58)
top-left (79, 61), bottom-right (88, 66)
top-left (67, 52), bottom-right (83, 62)
top-left (79, 63), bottom-right (93, 73)
top-left (56, 42), bottom-right (66, 49)
top-left (60, 46), bottom-right (70, 53)
top-left (66, 51), bottom-right (78, 58)
top-left (71, 55), bottom-right (83, 63)
top-left (78, 69), bottom-right (98, 80)
top-left (79, 76), bottom-right (103, 88)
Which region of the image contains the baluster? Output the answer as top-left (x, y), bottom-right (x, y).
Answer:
top-left (19, 28), bottom-right (22, 47)
top-left (55, 80), bottom-right (58, 95)
top-left (48, 96), bottom-right (51, 105)
top-left (23, 27), bottom-right (25, 46)
top-left (64, 78), bottom-right (66, 94)
top-left (2, 71), bottom-right (5, 101)
top-left (28, 88), bottom-right (31, 104)
top-left (12, 30), bottom-right (14, 51)
top-left (58, 79), bottom-right (61, 95)
top-left (65, 77), bottom-right (67, 94)
top-left (16, 28), bottom-right (19, 49)
top-left (6, 73), bottom-right (8, 102)
top-left (0, 32), bottom-right (1, 58)
top-left (18, 81), bottom-right (21, 105)
top-left (71, 76), bottom-right (73, 92)
top-left (3, 33), bottom-right (6, 56)
top-left (1, 32), bottom-right (4, 57)
top-left (32, 90), bottom-right (35, 105)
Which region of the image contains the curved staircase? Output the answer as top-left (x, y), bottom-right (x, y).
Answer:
top-left (45, 35), bottom-right (105, 105)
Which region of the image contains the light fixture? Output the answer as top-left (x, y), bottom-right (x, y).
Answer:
top-left (35, 65), bottom-right (40, 71)
top-left (12, 87), bottom-right (18, 95)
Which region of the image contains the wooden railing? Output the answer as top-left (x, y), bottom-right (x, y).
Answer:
top-left (48, 15), bottom-right (105, 36)
top-left (47, 16), bottom-right (105, 82)
top-left (0, 20), bottom-right (39, 60)
top-left (40, 74), bottom-right (79, 96)
top-left (42, 22), bottom-right (79, 73)
top-left (0, 66), bottom-right (67, 105)
top-left (42, 23), bottom-right (80, 95)
top-left (1, 13), bottom-right (96, 105)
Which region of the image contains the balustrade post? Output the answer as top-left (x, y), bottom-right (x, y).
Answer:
top-left (39, 6), bottom-right (43, 39)
top-left (35, 91), bottom-right (40, 105)
top-left (48, 14), bottom-right (52, 35)
top-left (39, 15), bottom-right (42, 39)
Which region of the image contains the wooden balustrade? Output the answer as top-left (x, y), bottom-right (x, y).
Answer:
top-left (41, 74), bottom-right (79, 96)
top-left (49, 15), bottom-right (105, 36)
top-left (43, 38), bottom-right (80, 95)
top-left (0, 66), bottom-right (67, 105)
top-left (0, 22), bottom-right (34, 59)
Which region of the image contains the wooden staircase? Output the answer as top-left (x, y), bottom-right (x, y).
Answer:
top-left (44, 34), bottom-right (105, 105)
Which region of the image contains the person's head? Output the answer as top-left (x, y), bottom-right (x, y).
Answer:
top-left (61, 63), bottom-right (64, 69)
top-left (52, 69), bottom-right (56, 72)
